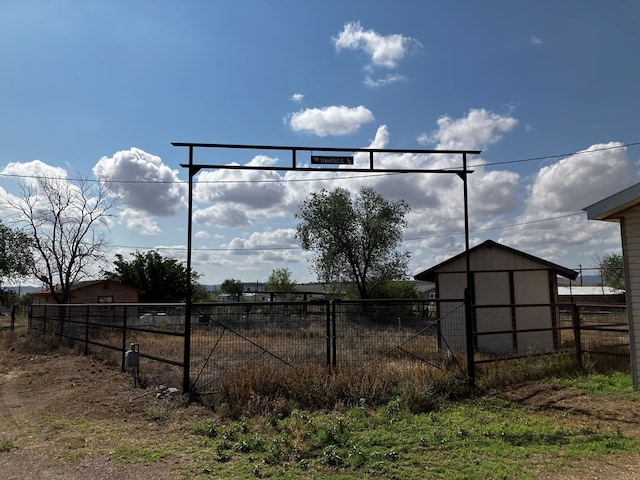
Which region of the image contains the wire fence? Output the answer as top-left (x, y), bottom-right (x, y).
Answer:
top-left (0, 304), bottom-right (30, 331)
top-left (189, 301), bottom-right (330, 394)
top-left (23, 299), bottom-right (630, 394)
top-left (570, 303), bottom-right (629, 359)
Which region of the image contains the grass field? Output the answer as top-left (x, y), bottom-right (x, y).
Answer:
top-left (2, 331), bottom-right (640, 479)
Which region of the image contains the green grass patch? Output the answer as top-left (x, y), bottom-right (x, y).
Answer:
top-left (559, 372), bottom-right (635, 395)
top-left (113, 443), bottom-right (171, 465)
top-left (183, 397), bottom-right (640, 479)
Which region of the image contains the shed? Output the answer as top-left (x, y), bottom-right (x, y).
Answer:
top-left (414, 240), bottom-right (578, 355)
top-left (30, 279), bottom-right (144, 305)
top-left (584, 182), bottom-right (640, 389)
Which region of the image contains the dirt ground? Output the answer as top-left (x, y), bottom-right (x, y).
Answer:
top-left (1, 332), bottom-right (640, 479)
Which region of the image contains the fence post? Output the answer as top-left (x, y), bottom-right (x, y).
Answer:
top-left (84, 305), bottom-right (90, 355)
top-left (331, 300), bottom-right (337, 371)
top-left (11, 304), bottom-right (16, 330)
top-left (572, 302), bottom-right (583, 370)
top-left (325, 300), bottom-right (331, 373)
top-left (464, 287), bottom-right (476, 388)
top-left (121, 306), bottom-right (128, 372)
top-left (331, 304), bottom-right (338, 370)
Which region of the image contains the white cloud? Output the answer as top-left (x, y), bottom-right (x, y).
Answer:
top-left (0, 160), bottom-right (117, 232)
top-left (499, 142), bottom-right (639, 258)
top-left (222, 228), bottom-right (298, 252)
top-left (119, 208), bottom-right (161, 235)
top-left (192, 250), bottom-right (231, 268)
top-left (233, 250), bottom-right (303, 271)
top-left (333, 21), bottom-right (420, 69)
top-left (2, 159), bottom-right (68, 184)
top-left (363, 73), bottom-right (406, 88)
top-left (531, 35), bottom-right (542, 45)
top-left (291, 93), bottom-right (304, 102)
top-left (289, 105), bottom-right (374, 136)
top-left (469, 170), bottom-right (520, 215)
top-left (527, 142), bottom-right (638, 214)
top-left (417, 108), bottom-right (518, 150)
top-left (370, 124), bottom-right (390, 148)
top-left (193, 204), bottom-right (250, 228)
top-left (0, 186), bottom-right (20, 217)
top-left (92, 147), bottom-right (187, 217)
top-left (194, 155), bottom-right (290, 219)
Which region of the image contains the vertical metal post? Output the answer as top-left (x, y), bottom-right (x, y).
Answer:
top-left (84, 305), bottom-right (89, 355)
top-left (572, 303), bottom-right (583, 370)
top-left (121, 305), bottom-right (128, 372)
top-left (183, 146), bottom-right (194, 394)
top-left (462, 153), bottom-right (476, 388)
top-left (325, 300), bottom-right (331, 373)
top-left (331, 300), bottom-right (337, 370)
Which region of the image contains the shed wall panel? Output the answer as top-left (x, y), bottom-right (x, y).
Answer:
top-left (475, 272), bottom-right (512, 353)
top-left (513, 270), bottom-right (555, 352)
top-left (437, 273), bottom-right (467, 352)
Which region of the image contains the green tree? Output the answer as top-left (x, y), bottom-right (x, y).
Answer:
top-left (599, 253), bottom-right (625, 290)
top-left (295, 187), bottom-right (410, 299)
top-left (103, 250), bottom-right (201, 302)
top-left (220, 278), bottom-right (244, 300)
top-left (372, 280), bottom-right (420, 299)
top-left (0, 221), bottom-right (34, 290)
top-left (266, 268), bottom-right (296, 292)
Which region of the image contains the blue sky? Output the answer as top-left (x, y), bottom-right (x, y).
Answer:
top-left (2, 0), bottom-right (640, 285)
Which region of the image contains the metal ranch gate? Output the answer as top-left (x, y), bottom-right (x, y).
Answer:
top-left (172, 141), bottom-right (481, 391)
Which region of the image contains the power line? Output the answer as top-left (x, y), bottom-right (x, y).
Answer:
top-left (0, 171), bottom-right (399, 184)
top-left (111, 212), bottom-right (586, 253)
top-left (404, 212), bottom-right (584, 242)
top-left (470, 141), bottom-right (640, 169)
top-left (1, 141), bottom-right (638, 185)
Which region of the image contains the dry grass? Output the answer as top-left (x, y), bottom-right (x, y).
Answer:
top-left (204, 361), bottom-right (470, 418)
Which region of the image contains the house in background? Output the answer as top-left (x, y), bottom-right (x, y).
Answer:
top-left (414, 240), bottom-right (578, 355)
top-left (30, 279), bottom-right (144, 305)
top-left (584, 182), bottom-right (640, 389)
top-left (557, 285), bottom-right (625, 304)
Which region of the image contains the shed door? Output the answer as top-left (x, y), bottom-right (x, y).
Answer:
top-left (513, 270), bottom-right (554, 352)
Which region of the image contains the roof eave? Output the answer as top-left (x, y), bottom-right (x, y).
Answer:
top-left (584, 182), bottom-right (640, 221)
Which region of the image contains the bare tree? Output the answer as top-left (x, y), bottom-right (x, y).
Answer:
top-left (8, 175), bottom-right (119, 303)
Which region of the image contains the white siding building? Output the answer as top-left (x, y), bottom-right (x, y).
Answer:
top-left (414, 240), bottom-right (578, 355)
top-left (584, 182), bottom-right (640, 389)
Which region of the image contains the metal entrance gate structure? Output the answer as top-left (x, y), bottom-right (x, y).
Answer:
top-left (173, 142), bottom-right (481, 393)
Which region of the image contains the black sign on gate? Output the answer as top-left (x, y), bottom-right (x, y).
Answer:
top-left (310, 155), bottom-right (354, 165)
